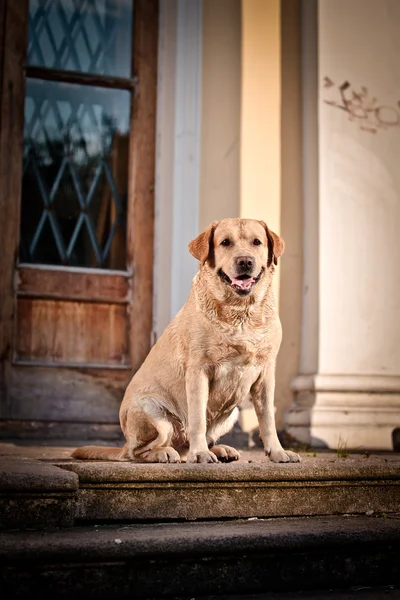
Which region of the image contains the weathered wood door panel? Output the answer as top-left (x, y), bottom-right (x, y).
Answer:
top-left (16, 268), bottom-right (130, 367)
top-left (17, 298), bottom-right (129, 365)
top-left (0, 0), bottom-right (158, 439)
top-left (9, 366), bottom-right (128, 422)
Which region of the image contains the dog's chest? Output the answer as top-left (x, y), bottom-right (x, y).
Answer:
top-left (207, 332), bottom-right (265, 409)
top-left (207, 359), bottom-right (259, 416)
top-left (206, 326), bottom-right (268, 366)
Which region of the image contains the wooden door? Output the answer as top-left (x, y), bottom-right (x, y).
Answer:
top-left (0, 0), bottom-right (158, 442)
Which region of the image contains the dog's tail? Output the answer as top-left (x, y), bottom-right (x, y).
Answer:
top-left (71, 444), bottom-right (128, 461)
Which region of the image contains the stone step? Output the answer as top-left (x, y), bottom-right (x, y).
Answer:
top-left (0, 457), bottom-right (78, 529)
top-left (1, 515), bottom-right (400, 598)
top-left (1, 452), bottom-right (400, 529)
top-left (54, 456), bottom-right (400, 522)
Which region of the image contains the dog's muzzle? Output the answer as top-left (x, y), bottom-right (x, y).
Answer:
top-left (218, 268), bottom-right (264, 295)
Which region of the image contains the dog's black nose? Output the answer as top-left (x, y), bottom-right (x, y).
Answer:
top-left (236, 256), bottom-right (254, 271)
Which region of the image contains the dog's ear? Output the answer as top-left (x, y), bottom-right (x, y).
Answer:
top-left (188, 221), bottom-right (219, 264)
top-left (259, 220), bottom-right (285, 266)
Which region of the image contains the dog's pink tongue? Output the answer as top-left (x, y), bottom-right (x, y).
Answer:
top-left (231, 277), bottom-right (255, 290)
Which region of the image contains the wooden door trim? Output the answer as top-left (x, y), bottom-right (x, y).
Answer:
top-left (128, 0), bottom-right (159, 372)
top-left (0, 0), bottom-right (29, 410)
top-left (0, 418), bottom-right (124, 443)
top-left (25, 65), bottom-right (138, 91)
top-left (17, 265), bottom-right (131, 304)
top-left (13, 360), bottom-right (132, 370)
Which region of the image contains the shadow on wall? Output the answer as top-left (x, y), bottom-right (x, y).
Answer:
top-left (275, 0), bottom-right (303, 433)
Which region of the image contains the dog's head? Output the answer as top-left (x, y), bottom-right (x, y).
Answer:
top-left (188, 218), bottom-right (284, 298)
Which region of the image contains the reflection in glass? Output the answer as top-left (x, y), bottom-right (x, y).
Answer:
top-left (20, 78), bottom-right (130, 269)
top-left (28, 0), bottom-right (133, 78)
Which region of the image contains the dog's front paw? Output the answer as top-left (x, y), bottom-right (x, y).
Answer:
top-left (187, 450), bottom-right (219, 464)
top-left (141, 447), bottom-right (181, 463)
top-left (210, 444), bottom-right (240, 462)
top-left (268, 448), bottom-right (301, 463)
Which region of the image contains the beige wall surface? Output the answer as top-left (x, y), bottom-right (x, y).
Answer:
top-left (200, 0), bottom-right (241, 231)
top-left (287, 0), bottom-right (400, 449)
top-left (319, 0), bottom-right (400, 375)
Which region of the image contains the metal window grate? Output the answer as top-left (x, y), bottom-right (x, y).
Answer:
top-left (20, 79), bottom-right (130, 269)
top-left (27, 0), bottom-right (133, 78)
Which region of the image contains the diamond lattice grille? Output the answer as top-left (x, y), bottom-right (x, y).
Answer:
top-left (20, 79), bottom-right (130, 269)
top-left (27, 0), bottom-right (133, 78)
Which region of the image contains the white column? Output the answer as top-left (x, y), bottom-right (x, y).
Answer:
top-left (170, 0), bottom-right (203, 317)
top-left (153, 0), bottom-right (202, 339)
top-left (286, 0), bottom-right (400, 450)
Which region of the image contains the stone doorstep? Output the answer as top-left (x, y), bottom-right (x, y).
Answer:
top-left (52, 457), bottom-right (400, 522)
top-left (0, 457), bottom-right (78, 492)
top-left (72, 480), bottom-right (400, 522)
top-left (1, 453), bottom-right (400, 527)
top-left (0, 457), bottom-right (78, 529)
top-left (1, 516), bottom-right (400, 598)
top-left (57, 458), bottom-right (400, 522)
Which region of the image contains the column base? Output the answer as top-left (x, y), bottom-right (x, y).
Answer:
top-left (286, 375), bottom-right (400, 450)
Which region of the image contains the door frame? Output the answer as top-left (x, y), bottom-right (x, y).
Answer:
top-left (0, 0), bottom-right (158, 436)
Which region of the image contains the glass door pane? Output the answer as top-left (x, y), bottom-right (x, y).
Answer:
top-left (28, 0), bottom-right (134, 77)
top-left (21, 78), bottom-right (130, 269)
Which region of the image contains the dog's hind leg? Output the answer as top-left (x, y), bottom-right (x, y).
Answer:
top-left (135, 419), bottom-right (180, 463)
top-left (127, 395), bottom-right (182, 463)
top-left (207, 408), bottom-right (241, 462)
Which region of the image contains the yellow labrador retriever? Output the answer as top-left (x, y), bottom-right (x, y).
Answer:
top-left (72, 218), bottom-right (300, 464)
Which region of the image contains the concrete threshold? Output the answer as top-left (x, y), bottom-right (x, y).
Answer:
top-left (1, 447), bottom-right (400, 526)
top-left (1, 516), bottom-right (400, 598)
top-left (53, 456), bottom-right (400, 522)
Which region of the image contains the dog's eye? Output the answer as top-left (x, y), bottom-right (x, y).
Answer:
top-left (253, 239), bottom-right (262, 246)
top-left (220, 239), bottom-right (231, 247)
